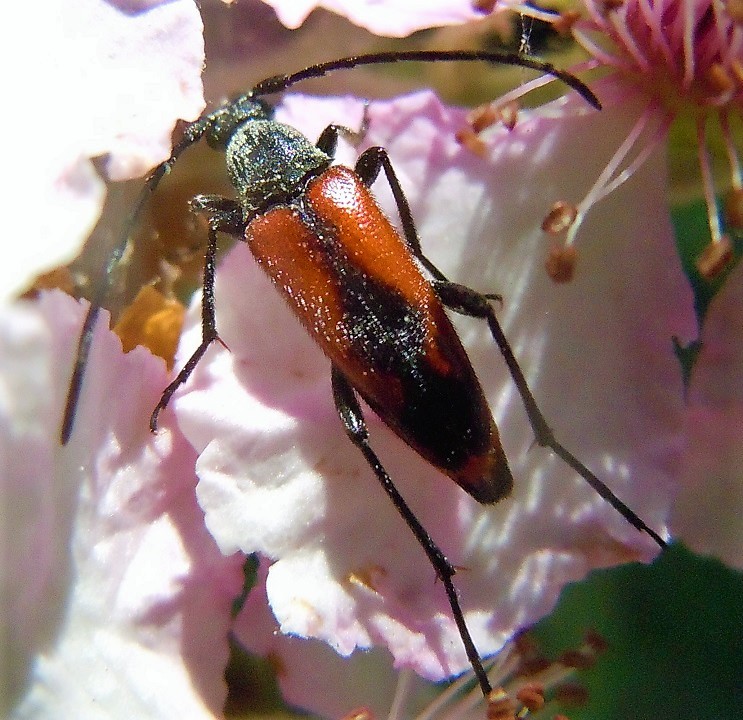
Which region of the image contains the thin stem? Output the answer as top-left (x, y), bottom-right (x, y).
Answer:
top-left (697, 116), bottom-right (723, 244)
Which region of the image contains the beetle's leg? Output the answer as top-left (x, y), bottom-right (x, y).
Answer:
top-left (354, 148), bottom-right (504, 305)
top-left (350, 148), bottom-right (664, 545)
top-left (61, 118), bottom-right (219, 444)
top-left (189, 194), bottom-right (245, 234)
top-left (355, 147), bottom-right (449, 282)
top-left (315, 106), bottom-right (371, 157)
top-left (330, 366), bottom-right (493, 698)
top-left (150, 195), bottom-right (243, 431)
top-left (433, 281), bottom-right (667, 549)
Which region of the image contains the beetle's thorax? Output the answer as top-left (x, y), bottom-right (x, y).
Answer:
top-left (226, 119), bottom-right (331, 218)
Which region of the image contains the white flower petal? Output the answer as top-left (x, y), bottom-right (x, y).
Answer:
top-left (2, 0), bottom-right (204, 301)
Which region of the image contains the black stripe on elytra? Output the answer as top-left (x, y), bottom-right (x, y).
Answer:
top-left (298, 200), bottom-right (493, 472)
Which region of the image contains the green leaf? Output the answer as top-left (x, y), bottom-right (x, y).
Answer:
top-left (531, 544), bottom-right (743, 720)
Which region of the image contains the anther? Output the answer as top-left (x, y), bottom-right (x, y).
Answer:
top-left (542, 201), bottom-right (577, 235)
top-left (726, 0), bottom-right (743, 23)
top-left (515, 684), bottom-right (545, 712)
top-left (487, 687), bottom-right (518, 720)
top-left (552, 10), bottom-right (581, 34)
top-left (455, 127), bottom-right (489, 157)
top-left (583, 629), bottom-right (609, 653)
top-left (467, 104), bottom-right (502, 134)
top-left (731, 59), bottom-right (743, 86)
top-left (559, 649), bottom-right (597, 670)
top-left (472, 0), bottom-right (498, 13)
top-left (705, 63), bottom-right (735, 95)
top-left (555, 682), bottom-right (590, 706)
top-left (696, 236), bottom-right (734, 280)
top-left (545, 243), bottom-right (578, 283)
top-left (724, 187), bottom-right (743, 230)
top-left (456, 102), bottom-right (521, 156)
top-left (113, 286), bottom-right (185, 368)
top-left (598, 0), bottom-right (625, 12)
top-left (500, 102), bottom-right (519, 132)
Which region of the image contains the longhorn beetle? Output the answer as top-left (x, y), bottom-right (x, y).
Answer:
top-left (60, 50), bottom-right (667, 700)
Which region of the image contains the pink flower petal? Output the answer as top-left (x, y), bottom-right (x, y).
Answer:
top-left (671, 260), bottom-right (743, 568)
top-left (260, 0), bottom-right (485, 36)
top-left (3, 0), bottom-right (204, 300)
top-left (2, 293), bottom-right (243, 719)
top-left (174, 90), bottom-right (694, 681)
top-left (233, 562), bottom-right (421, 719)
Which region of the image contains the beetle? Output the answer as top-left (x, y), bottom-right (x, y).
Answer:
top-left (60, 50), bottom-right (666, 701)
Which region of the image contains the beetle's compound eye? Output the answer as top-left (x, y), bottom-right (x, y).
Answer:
top-left (206, 95), bottom-right (272, 151)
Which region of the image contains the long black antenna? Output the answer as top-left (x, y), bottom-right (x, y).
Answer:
top-left (251, 49), bottom-right (601, 109)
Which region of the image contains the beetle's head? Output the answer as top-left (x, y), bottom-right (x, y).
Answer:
top-left (205, 94), bottom-right (273, 151)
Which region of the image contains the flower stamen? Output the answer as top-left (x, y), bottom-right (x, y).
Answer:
top-left (694, 113), bottom-right (735, 280)
top-left (371, 630), bottom-right (607, 720)
top-left (639, 0), bottom-right (675, 67)
top-left (683, 0), bottom-right (697, 89)
top-left (467, 0), bottom-right (742, 280)
top-left (593, 109), bottom-right (672, 200)
top-left (698, 116), bottom-right (724, 245)
top-left (609, 5), bottom-right (652, 72)
top-left (719, 110), bottom-right (742, 191)
top-left (558, 101), bottom-right (670, 261)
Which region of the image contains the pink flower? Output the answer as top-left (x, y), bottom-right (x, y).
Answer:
top-left (255, 0), bottom-right (487, 36)
top-left (173, 88), bottom-right (693, 685)
top-left (7, 0), bottom-right (738, 716)
top-left (671, 258), bottom-right (743, 567)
